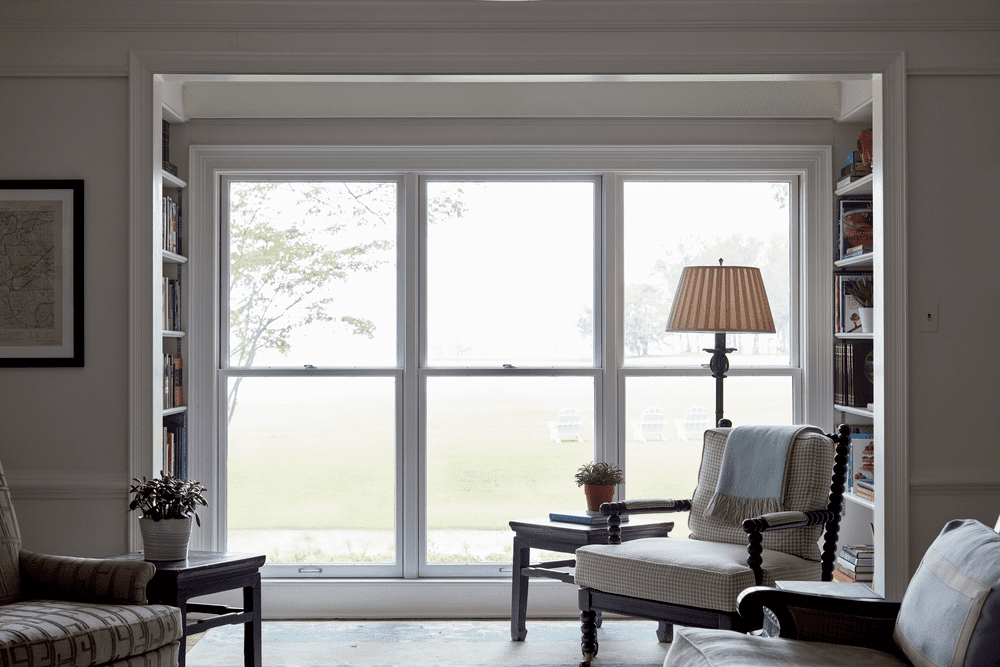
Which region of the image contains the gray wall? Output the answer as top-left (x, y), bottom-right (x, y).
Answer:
top-left (0, 1), bottom-right (998, 577)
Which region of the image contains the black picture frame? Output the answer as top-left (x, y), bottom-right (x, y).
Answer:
top-left (0, 180), bottom-right (84, 367)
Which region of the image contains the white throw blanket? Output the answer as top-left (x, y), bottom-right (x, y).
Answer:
top-left (705, 424), bottom-right (822, 522)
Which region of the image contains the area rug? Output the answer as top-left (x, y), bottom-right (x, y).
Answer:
top-left (185, 619), bottom-right (670, 667)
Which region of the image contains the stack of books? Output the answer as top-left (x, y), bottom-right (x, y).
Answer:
top-left (836, 151), bottom-right (872, 189)
top-left (853, 438), bottom-right (875, 501)
top-left (834, 544), bottom-right (875, 583)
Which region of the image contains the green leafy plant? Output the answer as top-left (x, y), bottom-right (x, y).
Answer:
top-left (845, 276), bottom-right (874, 308)
top-left (574, 461), bottom-right (625, 487)
top-left (128, 472), bottom-right (208, 525)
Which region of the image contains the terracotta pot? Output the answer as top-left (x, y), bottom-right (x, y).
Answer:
top-left (584, 484), bottom-right (616, 512)
top-left (139, 516), bottom-right (192, 561)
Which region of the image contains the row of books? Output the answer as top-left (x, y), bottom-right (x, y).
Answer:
top-left (162, 277), bottom-right (181, 332)
top-left (162, 413), bottom-right (187, 479)
top-left (846, 425), bottom-right (875, 500)
top-left (834, 338), bottom-right (874, 408)
top-left (162, 194), bottom-right (181, 255)
top-left (162, 120), bottom-right (178, 177)
top-left (835, 198), bottom-right (873, 262)
top-left (834, 271), bottom-right (872, 334)
top-left (833, 543), bottom-right (874, 583)
top-left (163, 353), bottom-right (183, 409)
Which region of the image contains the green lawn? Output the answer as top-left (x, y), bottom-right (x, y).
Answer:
top-left (226, 374), bottom-right (791, 541)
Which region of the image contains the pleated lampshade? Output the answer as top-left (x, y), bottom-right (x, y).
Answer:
top-left (665, 263), bottom-right (776, 333)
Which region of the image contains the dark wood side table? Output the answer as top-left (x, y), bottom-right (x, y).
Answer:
top-left (508, 516), bottom-right (674, 641)
top-left (113, 551), bottom-right (266, 667)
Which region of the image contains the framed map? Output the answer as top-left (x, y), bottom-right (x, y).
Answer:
top-left (0, 180), bottom-right (84, 366)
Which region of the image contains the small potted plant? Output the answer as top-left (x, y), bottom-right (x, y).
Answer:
top-left (575, 461), bottom-right (625, 512)
top-left (845, 276), bottom-right (874, 333)
top-left (128, 471), bottom-right (207, 561)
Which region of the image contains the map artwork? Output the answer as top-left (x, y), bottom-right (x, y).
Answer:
top-left (0, 199), bottom-right (62, 346)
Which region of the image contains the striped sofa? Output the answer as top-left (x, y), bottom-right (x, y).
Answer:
top-left (0, 460), bottom-right (182, 667)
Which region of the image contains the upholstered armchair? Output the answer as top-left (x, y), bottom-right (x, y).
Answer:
top-left (665, 517), bottom-right (1000, 667)
top-left (0, 458), bottom-right (183, 667)
top-left (575, 424), bottom-right (851, 663)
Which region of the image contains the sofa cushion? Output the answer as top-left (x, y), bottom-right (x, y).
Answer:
top-left (0, 600), bottom-right (182, 667)
top-left (19, 552), bottom-right (156, 605)
top-left (665, 627), bottom-right (908, 667)
top-left (575, 537), bottom-right (819, 612)
top-left (101, 643), bottom-right (178, 667)
top-left (893, 518), bottom-right (1000, 667)
top-left (688, 428), bottom-right (834, 561)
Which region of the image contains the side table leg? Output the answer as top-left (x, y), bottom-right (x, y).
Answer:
top-left (510, 537), bottom-right (530, 641)
top-left (176, 599), bottom-right (188, 667)
top-left (244, 574), bottom-right (262, 667)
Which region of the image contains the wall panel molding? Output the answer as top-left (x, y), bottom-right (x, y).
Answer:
top-left (910, 474), bottom-right (1000, 495)
top-left (6, 471), bottom-right (126, 500)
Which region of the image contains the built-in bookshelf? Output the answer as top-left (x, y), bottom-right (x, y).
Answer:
top-left (833, 103), bottom-right (877, 586)
top-left (157, 125), bottom-right (188, 479)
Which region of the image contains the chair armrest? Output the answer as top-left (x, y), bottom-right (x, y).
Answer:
top-left (737, 587), bottom-right (902, 655)
top-left (742, 509), bottom-right (837, 534)
top-left (20, 550), bottom-right (158, 604)
top-left (600, 498), bottom-right (692, 517)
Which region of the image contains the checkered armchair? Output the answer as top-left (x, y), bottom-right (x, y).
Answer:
top-left (664, 517), bottom-right (1000, 667)
top-left (574, 425), bottom-right (851, 664)
top-left (0, 458), bottom-right (183, 667)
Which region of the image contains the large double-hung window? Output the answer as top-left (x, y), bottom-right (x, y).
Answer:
top-left (209, 147), bottom-right (819, 578)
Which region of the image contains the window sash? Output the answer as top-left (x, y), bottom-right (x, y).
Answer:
top-left (208, 150), bottom-right (814, 580)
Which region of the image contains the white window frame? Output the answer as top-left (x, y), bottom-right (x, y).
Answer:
top-left (189, 145), bottom-right (832, 580)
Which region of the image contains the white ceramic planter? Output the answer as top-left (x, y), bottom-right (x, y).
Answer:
top-left (139, 516), bottom-right (192, 561)
top-left (858, 307), bottom-right (874, 333)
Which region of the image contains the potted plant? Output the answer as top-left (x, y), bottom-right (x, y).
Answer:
top-left (845, 276), bottom-right (874, 333)
top-left (128, 471), bottom-right (207, 561)
top-left (575, 461), bottom-right (625, 512)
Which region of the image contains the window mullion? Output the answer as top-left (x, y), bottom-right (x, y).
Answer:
top-left (402, 172), bottom-right (420, 579)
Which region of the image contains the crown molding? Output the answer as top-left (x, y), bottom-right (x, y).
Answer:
top-left (2, 0), bottom-right (999, 33)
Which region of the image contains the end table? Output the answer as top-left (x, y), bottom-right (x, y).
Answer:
top-left (508, 516), bottom-right (674, 641)
top-left (113, 551), bottom-right (266, 667)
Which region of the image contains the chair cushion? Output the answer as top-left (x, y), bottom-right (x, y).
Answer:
top-left (664, 627), bottom-right (908, 667)
top-left (0, 600), bottom-right (183, 667)
top-left (575, 537), bottom-right (820, 612)
top-left (688, 428), bottom-right (834, 561)
top-left (893, 518), bottom-right (1000, 667)
top-left (0, 465), bottom-right (21, 605)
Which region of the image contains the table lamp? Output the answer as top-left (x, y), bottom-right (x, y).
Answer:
top-left (665, 259), bottom-right (775, 428)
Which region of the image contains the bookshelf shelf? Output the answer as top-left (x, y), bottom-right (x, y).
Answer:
top-left (835, 332), bottom-right (873, 340)
top-left (834, 252), bottom-right (873, 269)
top-left (162, 169), bottom-right (186, 189)
top-left (835, 173), bottom-right (873, 197)
top-left (845, 491), bottom-right (875, 510)
top-left (835, 404), bottom-right (874, 418)
top-left (163, 330), bottom-right (185, 338)
top-left (162, 249), bottom-right (187, 264)
top-left (162, 406), bottom-right (188, 417)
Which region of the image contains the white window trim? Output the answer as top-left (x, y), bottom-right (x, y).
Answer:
top-left (189, 145), bottom-right (831, 585)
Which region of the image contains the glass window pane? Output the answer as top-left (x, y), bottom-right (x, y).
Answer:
top-left (425, 181), bottom-right (595, 367)
top-left (625, 375), bottom-right (792, 538)
top-left (226, 377), bottom-right (395, 564)
top-left (425, 376), bottom-right (594, 563)
top-left (623, 181), bottom-right (791, 367)
top-left (227, 181), bottom-right (397, 368)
